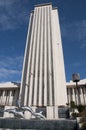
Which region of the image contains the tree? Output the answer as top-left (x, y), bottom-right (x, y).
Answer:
top-left (70, 101), bottom-right (76, 113)
top-left (80, 110), bottom-right (86, 130)
top-left (77, 104), bottom-right (86, 113)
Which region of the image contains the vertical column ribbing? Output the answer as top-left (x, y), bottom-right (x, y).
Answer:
top-left (28, 8), bottom-right (39, 105)
top-left (83, 87), bottom-right (86, 104)
top-left (20, 12), bottom-right (33, 104)
top-left (84, 87), bottom-right (86, 104)
top-left (80, 88), bottom-right (84, 104)
top-left (47, 6), bottom-right (53, 106)
top-left (68, 88), bottom-right (71, 103)
top-left (46, 7), bottom-right (49, 105)
top-left (74, 88), bottom-right (77, 104)
top-left (72, 88), bottom-right (75, 103)
top-left (33, 7), bottom-right (41, 106)
top-left (50, 7), bottom-right (55, 105)
top-left (27, 10), bottom-right (37, 105)
top-left (19, 4), bottom-right (68, 119)
top-left (42, 7), bottom-right (45, 105)
top-left (44, 7), bottom-right (47, 106)
top-left (37, 8), bottom-right (42, 106)
top-left (24, 12), bottom-right (34, 105)
top-left (39, 7), bottom-right (43, 106)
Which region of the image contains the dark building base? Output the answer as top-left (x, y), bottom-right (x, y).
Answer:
top-left (0, 118), bottom-right (78, 130)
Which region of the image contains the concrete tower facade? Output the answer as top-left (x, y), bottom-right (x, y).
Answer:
top-left (20, 3), bottom-right (67, 119)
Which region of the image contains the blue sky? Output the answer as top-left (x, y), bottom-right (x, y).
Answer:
top-left (0, 0), bottom-right (86, 82)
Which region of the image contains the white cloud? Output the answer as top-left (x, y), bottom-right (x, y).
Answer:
top-left (0, 0), bottom-right (29, 30)
top-left (0, 56), bottom-right (23, 69)
top-left (0, 55), bottom-right (23, 81)
top-left (0, 68), bottom-right (21, 78)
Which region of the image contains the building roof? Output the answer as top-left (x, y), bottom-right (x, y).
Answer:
top-left (0, 82), bottom-right (20, 89)
top-left (35, 3), bottom-right (52, 7)
top-left (66, 79), bottom-right (86, 87)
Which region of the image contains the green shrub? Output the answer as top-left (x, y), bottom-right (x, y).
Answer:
top-left (70, 101), bottom-right (76, 112)
top-left (82, 121), bottom-right (86, 130)
top-left (71, 112), bottom-right (78, 118)
top-left (80, 110), bottom-right (86, 130)
top-left (77, 105), bottom-right (86, 113)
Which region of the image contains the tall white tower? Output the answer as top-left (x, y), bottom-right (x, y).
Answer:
top-left (20, 3), bottom-right (67, 119)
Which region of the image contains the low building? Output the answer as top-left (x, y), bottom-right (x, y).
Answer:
top-left (0, 82), bottom-right (20, 107)
top-left (66, 79), bottom-right (86, 105)
top-left (0, 79), bottom-right (86, 108)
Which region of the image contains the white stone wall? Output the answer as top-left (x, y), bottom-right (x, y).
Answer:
top-left (67, 80), bottom-right (86, 105)
top-left (3, 106), bottom-right (15, 118)
top-left (20, 4), bottom-right (67, 106)
top-left (19, 3), bottom-right (67, 119)
top-left (0, 89), bottom-right (19, 106)
top-left (51, 8), bottom-right (67, 106)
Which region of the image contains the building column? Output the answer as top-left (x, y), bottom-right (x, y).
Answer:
top-left (47, 106), bottom-right (54, 119)
top-left (3, 106), bottom-right (15, 118)
top-left (47, 6), bottom-right (53, 106)
top-left (23, 12), bottom-right (34, 106)
top-left (24, 85), bottom-right (28, 106)
top-left (47, 106), bottom-right (58, 119)
top-left (28, 8), bottom-right (38, 106)
top-left (44, 7), bottom-right (47, 106)
top-left (68, 88), bottom-right (71, 103)
top-left (33, 7), bottom-right (41, 106)
top-left (53, 106), bottom-right (58, 119)
top-left (6, 91), bottom-right (10, 106)
top-left (2, 90), bottom-right (5, 105)
top-left (80, 87), bottom-right (84, 105)
top-left (72, 88), bottom-right (75, 103)
top-left (9, 90), bottom-right (13, 106)
top-left (9, 90), bottom-right (12, 106)
top-left (0, 91), bottom-right (3, 105)
top-left (74, 88), bottom-right (78, 105)
top-left (38, 7), bottom-right (43, 106)
top-left (83, 87), bottom-right (86, 104)
top-left (77, 88), bottom-right (81, 105)
top-left (67, 88), bottom-right (69, 104)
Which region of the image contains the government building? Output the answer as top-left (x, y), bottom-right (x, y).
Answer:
top-left (19, 3), bottom-right (67, 119)
top-left (0, 3), bottom-right (86, 119)
top-left (0, 79), bottom-right (86, 118)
